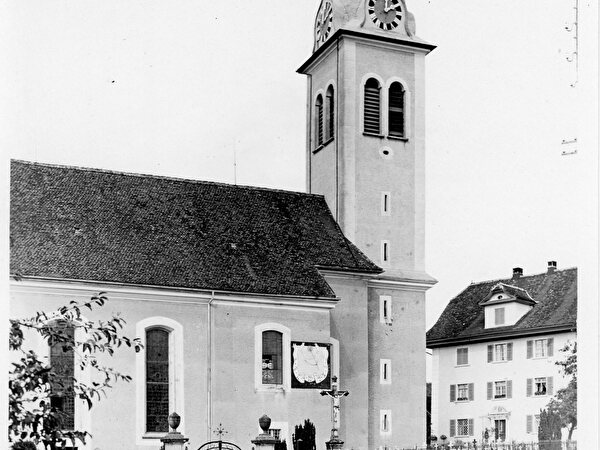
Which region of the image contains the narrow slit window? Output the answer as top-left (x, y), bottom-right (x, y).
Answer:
top-left (381, 241), bottom-right (390, 264)
top-left (364, 78), bottom-right (381, 134)
top-left (380, 359), bottom-right (391, 384)
top-left (380, 295), bottom-right (392, 324)
top-left (315, 95), bottom-right (324, 147)
top-left (388, 82), bottom-right (405, 137)
top-left (380, 410), bottom-right (392, 433)
top-left (381, 192), bottom-right (391, 216)
top-left (326, 85), bottom-right (334, 141)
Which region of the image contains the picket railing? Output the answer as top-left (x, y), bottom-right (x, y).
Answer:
top-left (396, 441), bottom-right (576, 450)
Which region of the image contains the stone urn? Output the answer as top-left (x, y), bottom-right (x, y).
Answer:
top-left (259, 414), bottom-right (271, 434)
top-left (168, 412), bottom-right (181, 432)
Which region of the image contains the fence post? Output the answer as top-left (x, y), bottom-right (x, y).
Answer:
top-left (160, 412), bottom-right (189, 450)
top-left (252, 415), bottom-right (281, 450)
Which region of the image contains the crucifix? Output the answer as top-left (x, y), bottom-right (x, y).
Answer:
top-left (320, 376), bottom-right (349, 448)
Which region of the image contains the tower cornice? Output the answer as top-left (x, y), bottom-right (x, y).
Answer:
top-left (298, 28), bottom-right (436, 74)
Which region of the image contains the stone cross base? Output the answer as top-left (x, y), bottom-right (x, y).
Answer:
top-left (325, 438), bottom-right (344, 450)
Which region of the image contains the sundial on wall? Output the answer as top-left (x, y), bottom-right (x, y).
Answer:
top-left (291, 342), bottom-right (331, 389)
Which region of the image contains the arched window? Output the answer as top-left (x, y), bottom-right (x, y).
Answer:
top-left (388, 82), bottom-right (405, 137)
top-left (262, 330), bottom-right (283, 384)
top-left (254, 323), bottom-right (290, 391)
top-left (145, 328), bottom-right (169, 433)
top-left (136, 317), bottom-right (184, 445)
top-left (49, 321), bottom-right (75, 431)
top-left (315, 94), bottom-right (324, 147)
top-left (364, 78), bottom-right (381, 134)
top-left (325, 85), bottom-right (334, 141)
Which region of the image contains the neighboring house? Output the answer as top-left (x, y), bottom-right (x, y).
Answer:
top-left (10, 2), bottom-right (437, 450)
top-left (427, 265), bottom-right (577, 444)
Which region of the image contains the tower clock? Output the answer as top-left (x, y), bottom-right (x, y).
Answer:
top-left (314, 1), bottom-right (333, 47)
top-left (367, 0), bottom-right (403, 30)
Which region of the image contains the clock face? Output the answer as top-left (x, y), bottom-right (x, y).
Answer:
top-left (368, 0), bottom-right (403, 30)
top-left (315, 1), bottom-right (333, 45)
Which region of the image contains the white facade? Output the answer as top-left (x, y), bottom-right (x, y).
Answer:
top-left (430, 332), bottom-right (576, 444)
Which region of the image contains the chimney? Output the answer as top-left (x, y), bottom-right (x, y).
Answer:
top-left (512, 267), bottom-right (523, 279)
top-left (547, 260), bottom-right (557, 274)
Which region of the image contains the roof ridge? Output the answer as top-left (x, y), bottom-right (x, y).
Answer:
top-left (469, 267), bottom-right (577, 286)
top-left (11, 159), bottom-right (325, 199)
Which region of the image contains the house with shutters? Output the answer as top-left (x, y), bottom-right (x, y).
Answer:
top-left (426, 264), bottom-right (577, 444)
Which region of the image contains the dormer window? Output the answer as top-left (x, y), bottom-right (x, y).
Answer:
top-left (479, 283), bottom-right (536, 329)
top-left (494, 307), bottom-right (505, 326)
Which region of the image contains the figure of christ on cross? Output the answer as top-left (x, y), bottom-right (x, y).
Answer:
top-left (320, 376), bottom-right (349, 446)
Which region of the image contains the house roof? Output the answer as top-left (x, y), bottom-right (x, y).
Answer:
top-left (10, 160), bottom-right (381, 298)
top-left (426, 268), bottom-right (577, 347)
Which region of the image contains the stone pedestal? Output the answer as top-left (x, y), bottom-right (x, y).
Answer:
top-left (251, 415), bottom-right (280, 450)
top-left (160, 412), bottom-right (189, 450)
top-left (325, 438), bottom-right (344, 450)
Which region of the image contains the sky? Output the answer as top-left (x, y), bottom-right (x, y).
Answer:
top-left (0, 0), bottom-right (598, 444)
top-left (1, 0), bottom-right (597, 324)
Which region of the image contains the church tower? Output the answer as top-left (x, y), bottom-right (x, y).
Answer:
top-left (299, 1), bottom-right (436, 448)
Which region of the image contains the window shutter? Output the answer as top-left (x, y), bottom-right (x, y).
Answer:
top-left (507, 380), bottom-right (513, 398)
top-left (547, 376), bottom-right (553, 395)
top-left (364, 78), bottom-right (381, 134)
top-left (527, 415), bottom-right (533, 434)
top-left (507, 342), bottom-right (513, 361)
top-left (464, 348), bottom-right (469, 365)
top-left (469, 383), bottom-right (474, 401)
top-left (548, 338), bottom-right (554, 356)
top-left (527, 340), bottom-right (533, 358)
top-left (526, 378), bottom-right (532, 397)
top-left (450, 384), bottom-right (456, 402)
top-left (468, 419), bottom-right (474, 436)
top-left (316, 96), bottom-right (324, 146)
top-left (388, 82), bottom-right (405, 137)
top-left (326, 86), bottom-right (334, 141)
top-left (450, 419), bottom-right (456, 438)
top-left (487, 382), bottom-right (493, 400)
top-left (487, 345), bottom-right (493, 362)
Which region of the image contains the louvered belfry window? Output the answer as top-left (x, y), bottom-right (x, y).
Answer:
top-left (49, 322), bottom-right (75, 430)
top-left (326, 85), bottom-right (334, 141)
top-left (146, 328), bottom-right (169, 433)
top-left (364, 78), bottom-right (381, 134)
top-left (262, 330), bottom-right (283, 384)
top-left (388, 82), bottom-right (405, 137)
top-left (315, 94), bottom-right (324, 147)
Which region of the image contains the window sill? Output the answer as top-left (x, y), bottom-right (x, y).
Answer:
top-left (363, 132), bottom-right (384, 138)
top-left (256, 385), bottom-right (288, 393)
top-left (532, 356), bottom-right (549, 360)
top-left (490, 360), bottom-right (508, 364)
top-left (387, 135), bottom-right (408, 141)
top-left (492, 397), bottom-right (508, 401)
top-left (455, 364), bottom-right (470, 368)
top-left (313, 137), bottom-right (334, 154)
top-left (142, 433), bottom-right (165, 440)
top-left (454, 399), bottom-right (470, 403)
top-left (533, 394), bottom-right (548, 397)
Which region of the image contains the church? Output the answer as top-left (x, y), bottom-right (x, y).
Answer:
top-left (9, 1), bottom-right (436, 449)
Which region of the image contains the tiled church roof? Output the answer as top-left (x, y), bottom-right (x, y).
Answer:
top-left (426, 267), bottom-right (577, 346)
top-left (10, 160), bottom-right (381, 298)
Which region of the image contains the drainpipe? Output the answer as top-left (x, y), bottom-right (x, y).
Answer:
top-left (207, 291), bottom-right (215, 441)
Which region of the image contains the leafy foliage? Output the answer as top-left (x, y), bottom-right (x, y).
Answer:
top-left (294, 419), bottom-right (316, 450)
top-left (538, 408), bottom-right (562, 449)
top-left (9, 293), bottom-right (142, 449)
top-left (547, 341), bottom-right (577, 440)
